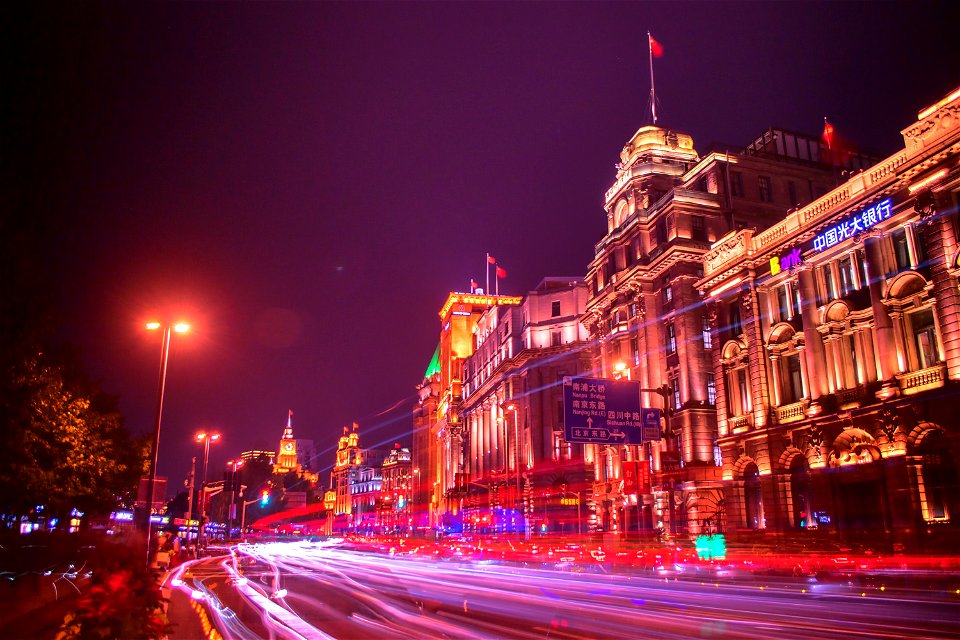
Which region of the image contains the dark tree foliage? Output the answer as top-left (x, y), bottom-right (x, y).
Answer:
top-left (0, 350), bottom-right (144, 519)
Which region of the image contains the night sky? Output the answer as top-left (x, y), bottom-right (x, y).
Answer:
top-left (8, 2), bottom-right (958, 490)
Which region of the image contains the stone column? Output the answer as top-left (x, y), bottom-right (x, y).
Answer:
top-left (798, 267), bottom-right (829, 400)
top-left (864, 234), bottom-right (900, 395)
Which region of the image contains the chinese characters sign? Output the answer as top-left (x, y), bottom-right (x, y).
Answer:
top-left (562, 377), bottom-right (661, 444)
top-left (812, 198), bottom-right (892, 253)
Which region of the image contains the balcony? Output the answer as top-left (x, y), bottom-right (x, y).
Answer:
top-left (835, 386), bottom-right (863, 408)
top-left (776, 399), bottom-right (809, 425)
top-left (728, 415), bottom-right (751, 433)
top-left (897, 363), bottom-right (947, 396)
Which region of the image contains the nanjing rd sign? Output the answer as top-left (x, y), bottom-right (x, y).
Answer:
top-left (812, 198), bottom-right (893, 253)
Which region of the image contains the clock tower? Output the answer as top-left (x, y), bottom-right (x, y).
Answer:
top-left (275, 410), bottom-right (299, 473)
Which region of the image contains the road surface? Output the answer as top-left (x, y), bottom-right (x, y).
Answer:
top-left (165, 540), bottom-right (960, 639)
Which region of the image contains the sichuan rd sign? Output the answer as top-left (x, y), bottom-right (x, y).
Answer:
top-left (563, 376), bottom-right (661, 444)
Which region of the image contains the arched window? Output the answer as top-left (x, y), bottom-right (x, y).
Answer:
top-left (767, 325), bottom-right (805, 406)
top-left (886, 272), bottom-right (942, 374)
top-left (721, 341), bottom-right (751, 419)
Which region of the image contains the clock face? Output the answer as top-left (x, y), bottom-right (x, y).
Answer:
top-left (284, 442), bottom-right (293, 452)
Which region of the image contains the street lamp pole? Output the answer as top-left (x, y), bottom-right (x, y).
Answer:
top-left (196, 432), bottom-right (220, 550)
top-left (144, 321), bottom-right (189, 568)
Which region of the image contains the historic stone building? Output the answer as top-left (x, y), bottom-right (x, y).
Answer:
top-left (696, 86), bottom-right (960, 546)
top-left (458, 278), bottom-right (594, 535)
top-left (376, 445), bottom-right (412, 533)
top-left (412, 292), bottom-right (522, 530)
top-left (329, 423), bottom-right (385, 534)
top-left (582, 123), bottom-right (852, 536)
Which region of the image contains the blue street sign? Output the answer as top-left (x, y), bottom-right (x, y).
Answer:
top-left (641, 408), bottom-right (662, 441)
top-left (563, 376), bottom-right (659, 444)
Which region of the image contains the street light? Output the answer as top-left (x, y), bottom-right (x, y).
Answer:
top-left (196, 431), bottom-right (221, 549)
top-left (144, 320), bottom-right (189, 568)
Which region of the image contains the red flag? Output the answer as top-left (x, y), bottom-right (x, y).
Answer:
top-left (649, 34), bottom-right (664, 59)
top-left (496, 266), bottom-right (507, 278)
top-left (822, 118), bottom-right (835, 150)
top-left (487, 255), bottom-right (497, 264)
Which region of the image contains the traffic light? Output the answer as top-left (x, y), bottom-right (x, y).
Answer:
top-left (260, 489), bottom-right (270, 506)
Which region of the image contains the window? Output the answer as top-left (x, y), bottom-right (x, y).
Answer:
top-left (631, 337), bottom-right (639, 365)
top-left (691, 215), bottom-right (706, 241)
top-left (821, 265), bottom-right (835, 303)
top-left (702, 317), bottom-right (712, 349)
top-left (731, 171), bottom-right (744, 197)
top-left (666, 324), bottom-right (677, 354)
top-left (744, 463), bottom-right (764, 530)
top-left (791, 285), bottom-right (802, 319)
top-left (729, 303), bottom-right (742, 336)
top-left (629, 302), bottom-right (637, 318)
top-left (910, 309), bottom-right (939, 370)
top-left (665, 286), bottom-right (673, 303)
top-left (913, 227), bottom-right (928, 267)
top-left (707, 378), bottom-right (717, 405)
top-left (551, 300), bottom-right (561, 317)
top-left (656, 217), bottom-right (668, 244)
top-left (787, 180), bottom-right (798, 206)
top-left (891, 228), bottom-right (911, 271)
top-left (670, 376), bottom-right (681, 410)
top-left (758, 176), bottom-right (773, 202)
top-left (839, 256), bottom-right (856, 296)
top-left (776, 285), bottom-right (790, 322)
top-left (781, 353), bottom-right (804, 404)
top-left (737, 369), bottom-right (750, 415)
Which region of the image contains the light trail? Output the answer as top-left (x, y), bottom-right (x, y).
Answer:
top-left (167, 540), bottom-right (960, 639)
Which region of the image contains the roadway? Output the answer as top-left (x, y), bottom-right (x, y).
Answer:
top-left (165, 540), bottom-right (960, 639)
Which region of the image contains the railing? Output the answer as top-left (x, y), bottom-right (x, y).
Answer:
top-left (728, 415), bottom-right (751, 431)
top-left (776, 399), bottom-right (809, 424)
top-left (835, 387), bottom-right (862, 406)
top-left (897, 363), bottom-right (947, 395)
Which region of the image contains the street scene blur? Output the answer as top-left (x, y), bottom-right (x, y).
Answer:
top-left (3, 2), bottom-right (960, 639)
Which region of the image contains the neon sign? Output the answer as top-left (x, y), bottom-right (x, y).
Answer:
top-left (813, 198), bottom-right (892, 253)
top-left (769, 247), bottom-right (802, 275)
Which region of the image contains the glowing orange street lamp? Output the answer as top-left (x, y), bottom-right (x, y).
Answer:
top-left (144, 321), bottom-right (190, 568)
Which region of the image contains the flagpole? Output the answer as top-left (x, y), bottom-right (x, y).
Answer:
top-left (486, 253), bottom-right (490, 294)
top-left (648, 31), bottom-right (657, 125)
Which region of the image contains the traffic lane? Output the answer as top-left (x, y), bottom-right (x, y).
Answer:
top-left (213, 543), bottom-right (960, 639)
top-left (291, 547), bottom-right (960, 639)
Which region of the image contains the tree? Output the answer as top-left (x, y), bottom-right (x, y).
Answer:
top-left (0, 350), bottom-right (144, 522)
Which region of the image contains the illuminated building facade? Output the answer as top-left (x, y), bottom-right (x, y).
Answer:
top-left (376, 445), bottom-right (412, 532)
top-left (413, 292), bottom-right (522, 530)
top-left (697, 86), bottom-right (960, 545)
top-left (583, 123), bottom-right (848, 535)
top-left (329, 423), bottom-right (385, 533)
top-left (459, 278), bottom-right (594, 534)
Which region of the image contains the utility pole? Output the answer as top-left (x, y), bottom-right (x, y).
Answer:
top-left (639, 384), bottom-right (673, 535)
top-left (185, 456), bottom-right (196, 542)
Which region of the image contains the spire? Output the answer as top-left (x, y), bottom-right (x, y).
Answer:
top-left (283, 409), bottom-right (294, 439)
